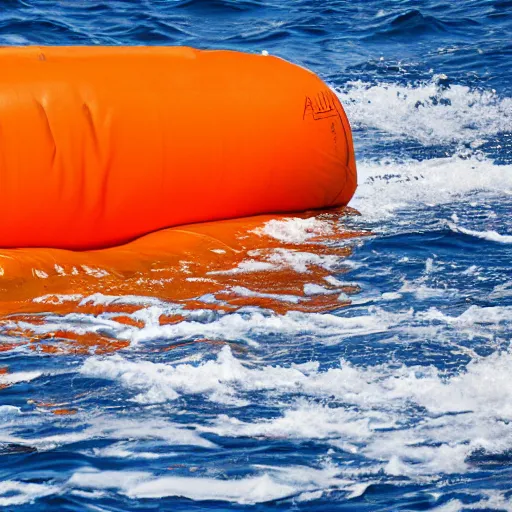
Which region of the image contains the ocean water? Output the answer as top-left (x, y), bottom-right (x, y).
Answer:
top-left (1, 1), bottom-right (512, 510)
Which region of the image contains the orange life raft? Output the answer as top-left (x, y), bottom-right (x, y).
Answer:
top-left (0, 46), bottom-right (356, 250)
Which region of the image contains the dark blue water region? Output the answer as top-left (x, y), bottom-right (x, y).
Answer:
top-left (0, 0), bottom-right (511, 511)
top-left (0, 0), bottom-right (511, 93)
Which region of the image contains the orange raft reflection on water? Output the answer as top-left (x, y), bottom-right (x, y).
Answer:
top-left (0, 208), bottom-right (368, 356)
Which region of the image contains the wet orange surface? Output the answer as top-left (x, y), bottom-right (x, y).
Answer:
top-left (0, 47), bottom-right (356, 250)
top-left (0, 207), bottom-right (368, 356)
top-left (51, 409), bottom-right (78, 416)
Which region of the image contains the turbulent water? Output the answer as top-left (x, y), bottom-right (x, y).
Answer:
top-left (1, 1), bottom-right (512, 510)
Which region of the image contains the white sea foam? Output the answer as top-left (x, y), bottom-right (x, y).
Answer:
top-left (210, 260), bottom-right (277, 275)
top-left (87, 303), bottom-right (511, 408)
top-left (399, 281), bottom-right (456, 300)
top-left (89, 442), bottom-right (168, 460)
top-left (199, 348), bottom-right (512, 477)
top-left (433, 492), bottom-right (512, 511)
top-left (5, 342), bottom-right (511, 501)
top-left (33, 293), bottom-right (83, 304)
top-left (0, 417), bottom-right (214, 452)
top-left (229, 285), bottom-right (301, 303)
top-left (490, 281), bottom-right (512, 300)
top-left (68, 464), bottom-right (353, 504)
top-left (0, 371), bottom-right (42, 386)
top-left (121, 302), bottom-right (507, 349)
top-left (79, 293), bottom-right (170, 308)
top-left (3, 304), bottom-right (510, 504)
top-left (79, 316), bottom-right (512, 478)
top-left (338, 80), bottom-right (512, 145)
top-left (122, 308), bottom-right (391, 346)
top-left (255, 217), bottom-right (334, 244)
top-left (0, 405), bottom-right (21, 417)
top-left (448, 222), bottom-right (512, 243)
top-left (81, 343), bottom-right (398, 405)
top-left (352, 155), bottom-right (512, 220)
top-left (201, 402), bottom-right (389, 443)
top-left (265, 248), bottom-right (342, 273)
top-left (0, 481), bottom-right (58, 507)
top-left (15, 314), bottom-right (134, 343)
top-left (218, 247), bottom-right (343, 275)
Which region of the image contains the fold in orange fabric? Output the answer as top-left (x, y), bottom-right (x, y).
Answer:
top-left (0, 46), bottom-right (356, 250)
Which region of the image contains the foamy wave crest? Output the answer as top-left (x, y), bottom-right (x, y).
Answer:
top-left (85, 302), bottom-right (507, 355)
top-left (201, 348), bottom-right (512, 478)
top-left (448, 222), bottom-right (512, 244)
top-left (1, 417), bottom-right (214, 452)
top-left (68, 465), bottom-right (357, 504)
top-left (434, 492), bottom-right (512, 512)
top-left (0, 481), bottom-right (58, 507)
top-left (337, 79), bottom-right (512, 146)
top-left (82, 300), bottom-right (511, 406)
top-left (353, 155), bottom-right (512, 219)
top-left (80, 342), bottom-right (512, 479)
top-left (0, 371), bottom-right (43, 387)
top-left (124, 307), bottom-right (393, 346)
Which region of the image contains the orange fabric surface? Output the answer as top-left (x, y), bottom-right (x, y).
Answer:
top-left (0, 207), bottom-right (369, 356)
top-left (0, 46), bottom-right (356, 250)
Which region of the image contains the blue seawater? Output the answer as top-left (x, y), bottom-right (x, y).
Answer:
top-left (1, 1), bottom-right (511, 510)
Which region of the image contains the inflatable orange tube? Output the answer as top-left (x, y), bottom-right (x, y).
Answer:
top-left (0, 46), bottom-right (356, 250)
top-left (0, 207), bottom-right (367, 355)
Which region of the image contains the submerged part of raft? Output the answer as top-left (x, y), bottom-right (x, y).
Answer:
top-left (0, 46), bottom-right (356, 250)
top-left (0, 207), bottom-right (368, 356)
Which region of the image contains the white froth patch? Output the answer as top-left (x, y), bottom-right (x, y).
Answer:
top-left (399, 280), bottom-right (457, 300)
top-left (68, 465), bottom-right (352, 504)
top-left (81, 341), bottom-right (395, 405)
top-left (123, 308), bottom-right (390, 346)
top-left (209, 260), bottom-right (276, 275)
top-left (0, 417), bottom-right (214, 452)
top-left (448, 222), bottom-right (512, 244)
top-left (338, 79), bottom-right (512, 145)
top-left (211, 247), bottom-right (344, 276)
top-left (89, 442), bottom-right (167, 460)
top-left (202, 402), bottom-right (388, 443)
top-left (490, 281), bottom-right (512, 300)
top-left (16, 313), bottom-right (134, 343)
top-left (0, 371), bottom-right (42, 387)
top-left (196, 346), bottom-right (512, 477)
top-left (118, 303), bottom-right (507, 350)
top-left (79, 293), bottom-right (168, 307)
top-left (0, 405), bottom-right (21, 417)
top-left (254, 217), bottom-right (334, 244)
top-left (129, 474), bottom-right (296, 503)
top-left (81, 265), bottom-right (109, 278)
top-left (417, 305), bottom-right (511, 330)
top-left (33, 294), bottom-right (83, 304)
top-left (229, 285), bottom-right (301, 303)
top-left (433, 492), bottom-right (512, 511)
top-left (0, 481), bottom-right (58, 507)
top-left (303, 283), bottom-right (340, 296)
top-left (123, 302), bottom-right (507, 350)
top-left (265, 248), bottom-right (341, 273)
top-left (352, 155), bottom-right (512, 220)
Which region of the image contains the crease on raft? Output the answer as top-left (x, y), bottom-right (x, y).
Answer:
top-left (0, 207), bottom-right (369, 358)
top-left (0, 46), bottom-right (357, 250)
